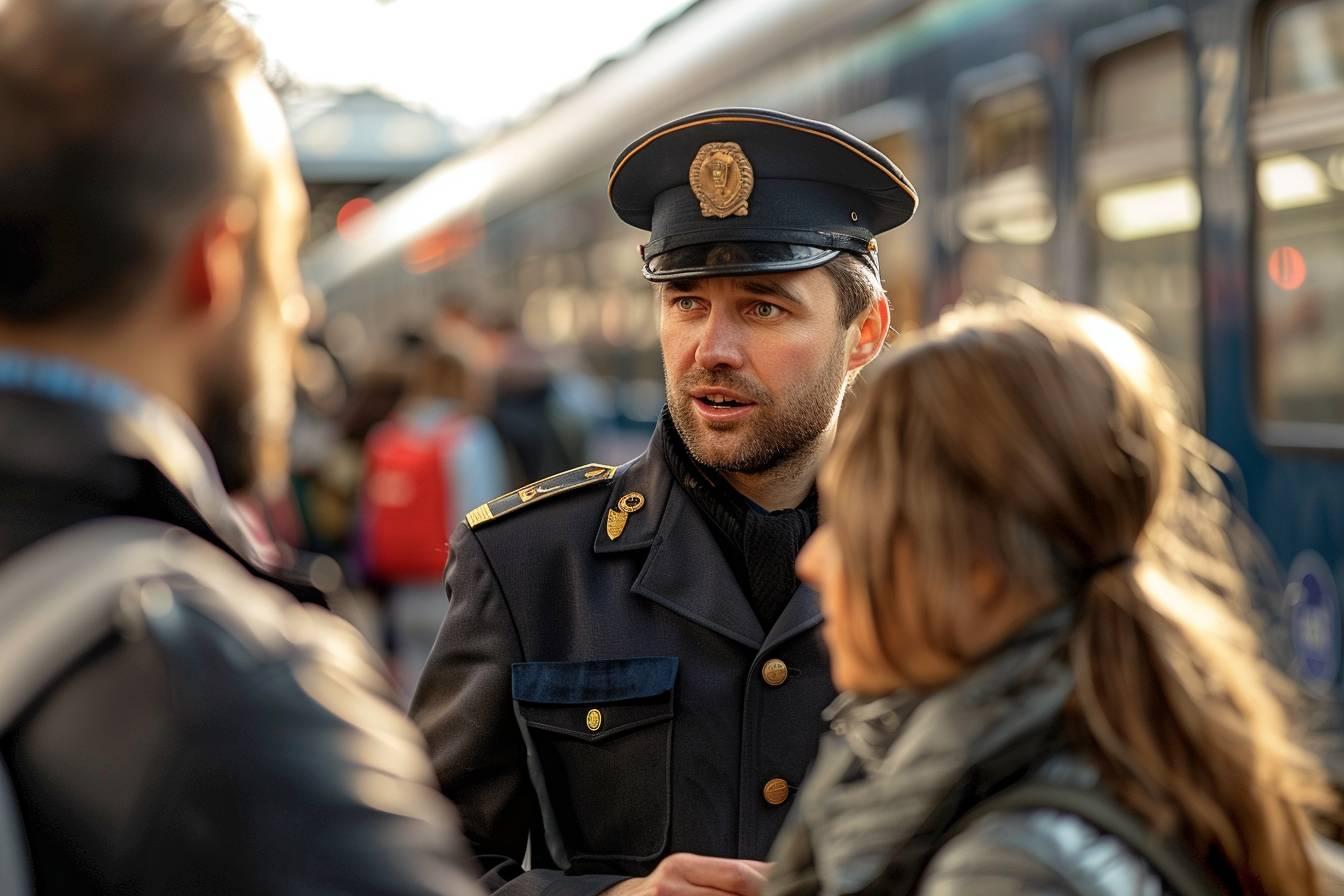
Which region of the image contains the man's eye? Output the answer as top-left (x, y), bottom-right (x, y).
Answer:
top-left (675, 297), bottom-right (698, 312)
top-left (753, 303), bottom-right (781, 319)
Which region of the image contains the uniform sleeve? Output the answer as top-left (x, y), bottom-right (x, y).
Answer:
top-left (409, 523), bottom-right (532, 885)
top-left (410, 523), bottom-right (629, 896)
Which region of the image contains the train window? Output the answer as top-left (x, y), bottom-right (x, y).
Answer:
top-left (955, 83), bottom-right (1055, 300)
top-left (1264, 0), bottom-right (1344, 98)
top-left (1253, 0), bottom-right (1344, 430)
top-left (1083, 34), bottom-right (1202, 420)
top-left (870, 132), bottom-right (927, 335)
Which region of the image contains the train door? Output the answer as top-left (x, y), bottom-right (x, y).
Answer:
top-left (947, 57), bottom-right (1057, 306)
top-left (1245, 0), bottom-right (1344, 695)
top-left (840, 98), bottom-right (932, 337)
top-left (871, 130), bottom-right (929, 338)
top-left (1079, 20), bottom-right (1203, 425)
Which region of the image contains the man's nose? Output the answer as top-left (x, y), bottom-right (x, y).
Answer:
top-left (694, 309), bottom-right (746, 370)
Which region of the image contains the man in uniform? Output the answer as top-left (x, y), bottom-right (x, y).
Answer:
top-left (411, 108), bottom-right (917, 896)
top-left (0, 2), bottom-right (483, 893)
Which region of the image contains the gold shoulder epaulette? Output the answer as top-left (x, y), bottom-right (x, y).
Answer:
top-left (466, 463), bottom-right (617, 529)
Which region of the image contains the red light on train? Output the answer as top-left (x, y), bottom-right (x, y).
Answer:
top-left (336, 197), bottom-right (375, 240)
top-left (1268, 245), bottom-right (1307, 291)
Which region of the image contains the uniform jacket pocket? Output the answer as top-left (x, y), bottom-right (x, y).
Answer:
top-left (512, 657), bottom-right (677, 870)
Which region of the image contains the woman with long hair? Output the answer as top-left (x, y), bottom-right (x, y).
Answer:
top-left (769, 298), bottom-right (1338, 895)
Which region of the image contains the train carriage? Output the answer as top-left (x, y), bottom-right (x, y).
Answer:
top-left (305, 0), bottom-right (1344, 725)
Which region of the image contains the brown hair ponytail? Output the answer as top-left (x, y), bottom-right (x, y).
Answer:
top-left (824, 298), bottom-right (1336, 894)
top-left (1073, 555), bottom-right (1327, 894)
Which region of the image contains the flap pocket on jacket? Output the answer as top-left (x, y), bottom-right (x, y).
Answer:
top-left (512, 657), bottom-right (677, 743)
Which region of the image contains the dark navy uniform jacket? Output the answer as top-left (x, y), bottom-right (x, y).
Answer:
top-left (411, 417), bottom-right (836, 896)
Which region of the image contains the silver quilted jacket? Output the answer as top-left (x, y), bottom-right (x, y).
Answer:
top-left (764, 606), bottom-right (1343, 895)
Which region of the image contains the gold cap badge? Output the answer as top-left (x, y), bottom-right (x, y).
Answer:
top-left (690, 142), bottom-right (753, 219)
top-left (586, 709), bottom-right (603, 732)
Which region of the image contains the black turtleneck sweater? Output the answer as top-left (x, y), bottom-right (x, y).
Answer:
top-left (660, 410), bottom-right (818, 633)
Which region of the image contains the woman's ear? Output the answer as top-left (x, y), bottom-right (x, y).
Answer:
top-left (953, 559), bottom-right (1049, 666)
top-left (970, 561), bottom-right (1007, 606)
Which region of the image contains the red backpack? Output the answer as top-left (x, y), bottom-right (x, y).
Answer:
top-left (360, 416), bottom-right (466, 582)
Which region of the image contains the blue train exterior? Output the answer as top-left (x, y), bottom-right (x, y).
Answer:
top-left (310, 0), bottom-right (1344, 718)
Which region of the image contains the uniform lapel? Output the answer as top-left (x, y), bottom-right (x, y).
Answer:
top-left (594, 423), bottom-right (764, 649)
top-left (632, 487), bottom-right (764, 649)
top-left (761, 580), bottom-right (824, 653)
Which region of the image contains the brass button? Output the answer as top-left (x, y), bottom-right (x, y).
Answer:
top-left (763, 778), bottom-right (790, 806)
top-left (761, 659), bottom-right (789, 687)
top-left (586, 709), bottom-right (603, 732)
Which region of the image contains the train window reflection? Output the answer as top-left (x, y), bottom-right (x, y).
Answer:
top-left (870, 132), bottom-right (927, 334)
top-left (956, 82), bottom-right (1055, 298)
top-left (1092, 35), bottom-right (1191, 138)
top-left (1084, 33), bottom-right (1202, 421)
top-left (1253, 0), bottom-right (1344, 429)
top-left (1264, 0), bottom-right (1344, 98)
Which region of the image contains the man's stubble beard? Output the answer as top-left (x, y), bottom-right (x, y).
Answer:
top-left (197, 354), bottom-right (257, 494)
top-left (195, 279), bottom-right (294, 496)
top-left (664, 334), bottom-right (849, 475)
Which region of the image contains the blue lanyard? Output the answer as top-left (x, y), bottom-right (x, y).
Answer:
top-left (0, 350), bottom-right (142, 415)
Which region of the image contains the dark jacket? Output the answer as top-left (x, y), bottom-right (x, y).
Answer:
top-left (411, 417), bottom-right (837, 896)
top-left (0, 370), bottom-right (483, 896)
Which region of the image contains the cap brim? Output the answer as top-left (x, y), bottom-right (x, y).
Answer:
top-left (643, 242), bottom-right (842, 283)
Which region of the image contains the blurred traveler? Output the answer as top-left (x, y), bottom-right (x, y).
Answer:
top-left (773, 297), bottom-right (1340, 895)
top-left (0, 1), bottom-right (483, 893)
top-left (360, 339), bottom-right (507, 694)
top-left (482, 315), bottom-right (588, 486)
top-left (298, 354), bottom-right (414, 557)
top-left (412, 109), bottom-right (916, 895)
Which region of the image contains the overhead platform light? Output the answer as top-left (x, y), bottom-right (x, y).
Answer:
top-left (1097, 176), bottom-right (1201, 242)
top-left (1258, 153), bottom-right (1331, 210)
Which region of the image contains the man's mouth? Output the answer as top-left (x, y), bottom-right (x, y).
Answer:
top-left (688, 388), bottom-right (759, 422)
top-left (696, 393), bottom-right (751, 409)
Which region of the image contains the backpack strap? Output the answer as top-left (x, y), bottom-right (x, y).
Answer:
top-left (0, 517), bottom-right (212, 896)
top-left (0, 518), bottom-right (207, 729)
top-left (953, 781), bottom-right (1219, 896)
top-left (0, 761), bottom-right (31, 896)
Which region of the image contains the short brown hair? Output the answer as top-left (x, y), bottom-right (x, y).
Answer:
top-left (0, 0), bottom-right (262, 325)
top-left (822, 250), bottom-right (886, 327)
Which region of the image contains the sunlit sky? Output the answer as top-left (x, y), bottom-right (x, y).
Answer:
top-left (234, 0), bottom-right (695, 133)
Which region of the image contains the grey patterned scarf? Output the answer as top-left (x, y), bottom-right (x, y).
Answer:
top-left (766, 605), bottom-right (1076, 896)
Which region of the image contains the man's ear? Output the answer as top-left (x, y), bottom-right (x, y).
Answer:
top-left (846, 295), bottom-right (891, 374)
top-left (178, 197), bottom-right (257, 322)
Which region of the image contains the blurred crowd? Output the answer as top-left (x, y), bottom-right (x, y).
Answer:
top-left (230, 298), bottom-right (606, 693)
